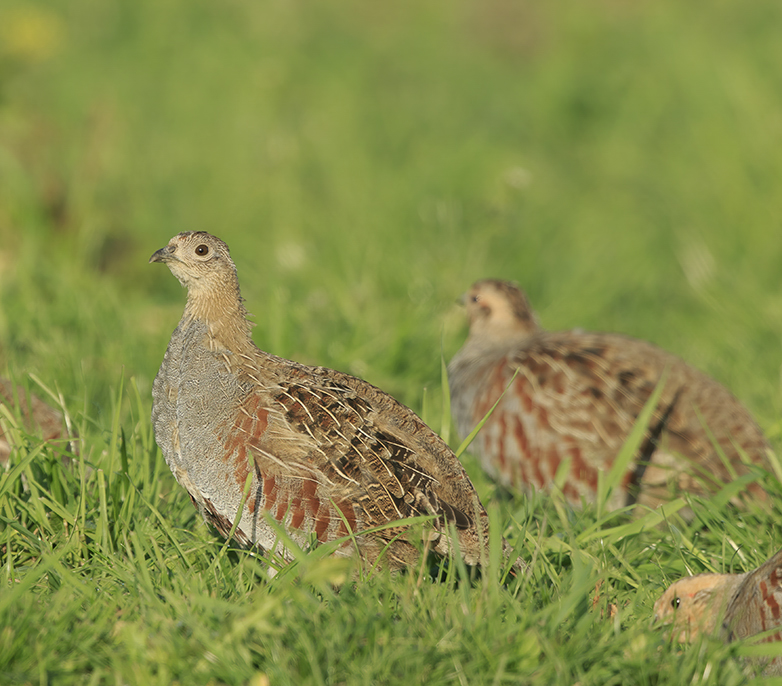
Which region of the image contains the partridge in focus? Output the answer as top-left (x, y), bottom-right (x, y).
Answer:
top-left (448, 279), bottom-right (771, 511)
top-left (150, 233), bottom-right (520, 573)
top-left (654, 549), bottom-right (782, 676)
top-left (0, 377), bottom-right (73, 465)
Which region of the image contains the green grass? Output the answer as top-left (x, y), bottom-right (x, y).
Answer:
top-left (2, 0), bottom-right (782, 683)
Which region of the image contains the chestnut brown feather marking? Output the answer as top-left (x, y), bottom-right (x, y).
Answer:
top-left (289, 492), bottom-right (305, 529)
top-left (151, 233), bottom-right (520, 573)
top-left (449, 279), bottom-right (772, 512)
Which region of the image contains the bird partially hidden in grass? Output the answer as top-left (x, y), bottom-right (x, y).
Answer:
top-left (448, 279), bottom-right (772, 512)
top-left (653, 549), bottom-right (782, 676)
top-left (150, 232), bottom-right (522, 575)
top-left (0, 377), bottom-right (75, 465)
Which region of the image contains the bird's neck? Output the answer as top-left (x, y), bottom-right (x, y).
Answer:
top-left (182, 277), bottom-right (255, 353)
top-left (703, 574), bottom-right (748, 631)
top-left (460, 328), bottom-right (529, 360)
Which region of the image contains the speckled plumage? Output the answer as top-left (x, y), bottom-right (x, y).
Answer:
top-left (448, 279), bottom-right (771, 511)
top-left (150, 233), bottom-right (521, 573)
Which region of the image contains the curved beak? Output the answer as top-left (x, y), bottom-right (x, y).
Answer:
top-left (149, 245), bottom-right (173, 264)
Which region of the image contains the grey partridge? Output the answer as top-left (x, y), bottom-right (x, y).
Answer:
top-left (0, 377), bottom-right (73, 465)
top-left (653, 549), bottom-right (782, 675)
top-left (448, 279), bottom-right (771, 511)
top-left (150, 233), bottom-right (520, 573)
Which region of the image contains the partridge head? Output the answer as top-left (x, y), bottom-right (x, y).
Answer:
top-left (461, 280), bottom-right (541, 344)
top-left (654, 550), bottom-right (782, 675)
top-left (448, 279), bottom-right (771, 511)
top-left (150, 233), bottom-right (522, 574)
top-left (653, 572), bottom-right (745, 643)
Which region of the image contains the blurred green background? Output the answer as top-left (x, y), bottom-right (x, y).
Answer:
top-left (1, 0), bottom-right (781, 435)
top-left (3, 1), bottom-right (782, 683)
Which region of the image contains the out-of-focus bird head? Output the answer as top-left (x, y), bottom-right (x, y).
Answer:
top-left (461, 279), bottom-right (541, 342)
top-left (653, 573), bottom-right (739, 643)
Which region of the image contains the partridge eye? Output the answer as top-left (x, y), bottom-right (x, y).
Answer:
top-left (195, 244), bottom-right (209, 256)
top-left (671, 597), bottom-right (681, 609)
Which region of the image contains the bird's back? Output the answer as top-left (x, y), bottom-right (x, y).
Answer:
top-left (724, 550), bottom-right (782, 644)
top-left (450, 327), bottom-right (770, 509)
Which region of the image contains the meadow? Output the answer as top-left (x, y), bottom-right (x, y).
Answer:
top-left (2, 0), bottom-right (782, 683)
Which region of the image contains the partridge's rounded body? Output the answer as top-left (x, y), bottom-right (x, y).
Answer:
top-left (448, 279), bottom-right (771, 511)
top-left (150, 233), bottom-right (517, 573)
top-left (654, 549), bottom-right (782, 676)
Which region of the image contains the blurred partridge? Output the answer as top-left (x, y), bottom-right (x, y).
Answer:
top-left (150, 233), bottom-right (521, 573)
top-left (448, 279), bottom-right (771, 511)
top-left (654, 549), bottom-right (782, 675)
top-left (0, 377), bottom-right (73, 465)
